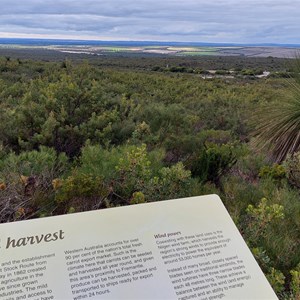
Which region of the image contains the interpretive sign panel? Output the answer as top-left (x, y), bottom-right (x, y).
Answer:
top-left (0, 195), bottom-right (277, 300)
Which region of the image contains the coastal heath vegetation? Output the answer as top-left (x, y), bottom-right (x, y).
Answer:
top-left (0, 55), bottom-right (299, 298)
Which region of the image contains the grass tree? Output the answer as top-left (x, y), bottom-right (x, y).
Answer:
top-left (254, 56), bottom-right (300, 162)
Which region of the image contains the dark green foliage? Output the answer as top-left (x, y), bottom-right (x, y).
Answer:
top-left (190, 143), bottom-right (238, 184)
top-left (54, 172), bottom-right (109, 212)
top-left (259, 164), bottom-right (286, 181)
top-left (0, 147), bottom-right (68, 222)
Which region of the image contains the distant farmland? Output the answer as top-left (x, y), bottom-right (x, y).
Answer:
top-left (0, 43), bottom-right (299, 58)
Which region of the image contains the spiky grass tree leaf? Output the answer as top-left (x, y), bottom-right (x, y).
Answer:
top-left (254, 68), bottom-right (300, 162)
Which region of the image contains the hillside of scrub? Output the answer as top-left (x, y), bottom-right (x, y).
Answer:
top-left (0, 56), bottom-right (299, 298)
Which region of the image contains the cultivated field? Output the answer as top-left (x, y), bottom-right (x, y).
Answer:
top-left (0, 44), bottom-right (298, 58)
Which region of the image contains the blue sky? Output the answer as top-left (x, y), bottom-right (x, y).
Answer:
top-left (0, 0), bottom-right (299, 44)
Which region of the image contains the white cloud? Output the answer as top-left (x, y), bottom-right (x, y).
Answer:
top-left (0, 0), bottom-right (299, 43)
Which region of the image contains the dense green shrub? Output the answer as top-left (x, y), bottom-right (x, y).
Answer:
top-left (0, 146), bottom-right (68, 180)
top-left (259, 164), bottom-right (286, 181)
top-left (0, 147), bottom-right (68, 221)
top-left (147, 162), bottom-right (194, 201)
top-left (54, 172), bottom-right (109, 212)
top-left (290, 263), bottom-right (300, 299)
top-left (245, 197), bottom-right (284, 243)
top-left (191, 143), bottom-right (238, 184)
top-left (130, 191), bottom-right (146, 204)
top-left (284, 151), bottom-right (300, 188)
top-left (78, 143), bottom-right (122, 180)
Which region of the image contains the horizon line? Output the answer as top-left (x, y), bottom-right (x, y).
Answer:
top-left (0, 37), bottom-right (299, 47)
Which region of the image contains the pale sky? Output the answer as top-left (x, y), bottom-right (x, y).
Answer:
top-left (0, 0), bottom-right (299, 44)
